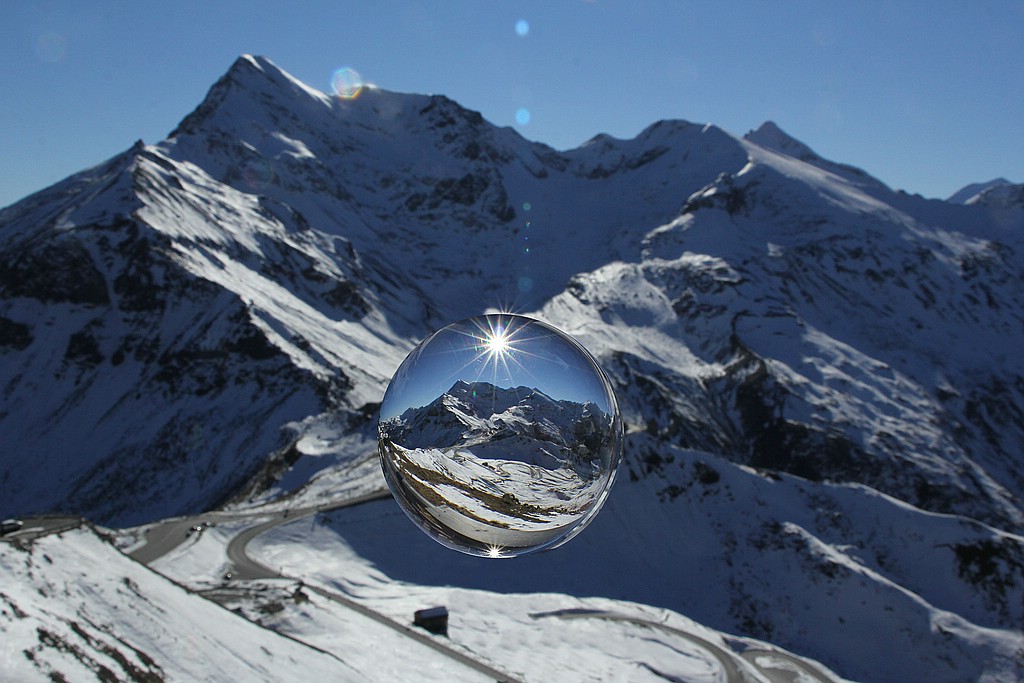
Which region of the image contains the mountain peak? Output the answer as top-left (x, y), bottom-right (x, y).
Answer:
top-left (947, 177), bottom-right (1015, 204)
top-left (235, 53), bottom-right (271, 71)
top-left (744, 121), bottom-right (819, 162)
top-left (744, 120), bottom-right (886, 193)
top-left (229, 54), bottom-right (325, 98)
top-left (168, 54), bottom-right (329, 140)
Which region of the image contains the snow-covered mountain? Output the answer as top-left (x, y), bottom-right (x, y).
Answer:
top-left (2, 55), bottom-right (1023, 681)
top-left (384, 380), bottom-right (610, 463)
top-left (948, 177), bottom-right (1015, 204)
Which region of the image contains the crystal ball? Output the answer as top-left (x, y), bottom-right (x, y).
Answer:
top-left (378, 313), bottom-right (622, 557)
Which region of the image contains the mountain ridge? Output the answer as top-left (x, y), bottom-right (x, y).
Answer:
top-left (948, 177), bottom-right (1015, 204)
top-left (2, 54), bottom-right (1023, 681)
top-left (384, 378), bottom-right (609, 463)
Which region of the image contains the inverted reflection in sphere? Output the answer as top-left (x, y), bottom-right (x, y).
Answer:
top-left (378, 314), bottom-right (622, 557)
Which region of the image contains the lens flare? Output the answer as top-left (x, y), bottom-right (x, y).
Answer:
top-left (515, 19), bottom-right (530, 37)
top-left (240, 159), bottom-right (275, 191)
top-left (35, 32), bottom-right (67, 63)
top-left (331, 67), bottom-right (364, 100)
top-left (515, 108), bottom-right (531, 126)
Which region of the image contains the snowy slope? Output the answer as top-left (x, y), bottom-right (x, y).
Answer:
top-left (255, 466), bottom-right (1023, 683)
top-left (0, 525), bottom-right (365, 681)
top-left (2, 54), bottom-right (1023, 682)
top-left (2, 522), bottom-right (852, 683)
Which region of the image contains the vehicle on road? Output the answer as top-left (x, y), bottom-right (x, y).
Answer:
top-left (1, 519), bottom-right (24, 535)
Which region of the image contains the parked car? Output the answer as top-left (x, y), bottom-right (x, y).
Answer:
top-left (1, 519), bottom-right (24, 535)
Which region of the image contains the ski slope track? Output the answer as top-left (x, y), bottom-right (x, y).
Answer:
top-left (1, 55), bottom-right (1023, 681)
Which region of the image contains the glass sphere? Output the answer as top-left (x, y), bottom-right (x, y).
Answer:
top-left (378, 313), bottom-right (622, 558)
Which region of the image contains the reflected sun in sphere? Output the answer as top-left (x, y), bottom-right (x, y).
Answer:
top-left (483, 324), bottom-right (511, 357)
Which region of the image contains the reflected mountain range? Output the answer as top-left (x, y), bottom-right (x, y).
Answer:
top-left (381, 380), bottom-right (615, 474)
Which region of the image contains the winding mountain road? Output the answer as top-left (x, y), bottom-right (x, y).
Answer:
top-left (738, 649), bottom-right (836, 683)
top-left (532, 608), bottom-right (834, 683)
top-left (128, 490), bottom-right (523, 683)
top-left (9, 503), bottom-right (838, 682)
top-left (0, 515), bottom-right (82, 541)
top-left (127, 493), bottom-right (384, 567)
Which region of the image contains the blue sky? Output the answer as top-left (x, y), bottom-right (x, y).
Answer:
top-left (1, 1), bottom-right (1022, 209)
top-left (380, 315), bottom-right (615, 420)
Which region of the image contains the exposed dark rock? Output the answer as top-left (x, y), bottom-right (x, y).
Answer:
top-left (951, 536), bottom-right (1024, 621)
top-left (0, 240), bottom-right (109, 306)
top-left (65, 329), bottom-right (104, 368)
top-left (324, 279), bottom-right (370, 317)
top-left (0, 315), bottom-right (32, 350)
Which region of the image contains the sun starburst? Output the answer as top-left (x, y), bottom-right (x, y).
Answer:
top-left (484, 327), bottom-right (511, 357)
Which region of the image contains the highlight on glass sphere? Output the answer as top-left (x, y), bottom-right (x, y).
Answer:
top-left (378, 313), bottom-right (622, 558)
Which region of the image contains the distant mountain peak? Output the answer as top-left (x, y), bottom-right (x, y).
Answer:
top-left (744, 120), bottom-right (819, 162)
top-left (744, 120), bottom-right (883, 190)
top-left (947, 177), bottom-right (1015, 204)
